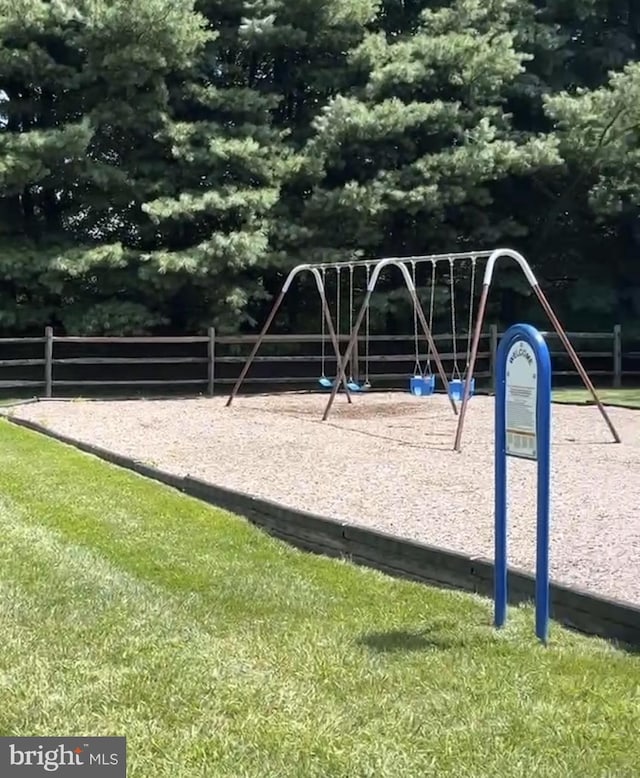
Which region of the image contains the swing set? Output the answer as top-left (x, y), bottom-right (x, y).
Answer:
top-left (226, 247), bottom-right (622, 451)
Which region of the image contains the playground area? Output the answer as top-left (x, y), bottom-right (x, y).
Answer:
top-left (2, 419), bottom-right (640, 778)
top-left (10, 389), bottom-right (640, 605)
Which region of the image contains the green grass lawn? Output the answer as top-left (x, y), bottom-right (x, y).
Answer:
top-left (553, 387), bottom-right (640, 408)
top-left (1, 422), bottom-right (640, 777)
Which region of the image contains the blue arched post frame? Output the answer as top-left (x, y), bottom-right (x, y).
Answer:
top-left (495, 324), bottom-right (552, 643)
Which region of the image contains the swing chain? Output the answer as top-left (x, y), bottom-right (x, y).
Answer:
top-left (449, 256), bottom-right (461, 380)
top-left (364, 264), bottom-right (371, 386)
top-left (320, 266), bottom-right (327, 378)
top-left (335, 264), bottom-right (341, 341)
top-left (348, 264), bottom-right (355, 382)
top-left (425, 260), bottom-right (436, 375)
top-left (464, 256), bottom-right (477, 377)
top-left (411, 260), bottom-right (421, 376)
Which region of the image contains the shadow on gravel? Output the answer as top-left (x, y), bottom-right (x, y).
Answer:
top-left (316, 423), bottom-right (454, 451)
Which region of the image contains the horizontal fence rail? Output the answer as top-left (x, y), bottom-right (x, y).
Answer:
top-left (0, 324), bottom-right (631, 397)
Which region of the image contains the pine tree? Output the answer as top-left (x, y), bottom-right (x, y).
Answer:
top-left (294, 0), bottom-right (560, 259)
top-left (509, 0), bottom-right (640, 328)
top-left (139, 0), bottom-right (291, 333)
top-left (194, 0), bottom-right (380, 331)
top-left (263, 0), bottom-right (566, 334)
top-left (0, 0), bottom-right (210, 334)
top-left (542, 61), bottom-right (640, 329)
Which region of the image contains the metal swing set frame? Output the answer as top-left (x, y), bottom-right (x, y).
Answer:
top-left (226, 247), bottom-right (622, 451)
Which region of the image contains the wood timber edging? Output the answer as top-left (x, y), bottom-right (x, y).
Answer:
top-left (6, 413), bottom-right (640, 650)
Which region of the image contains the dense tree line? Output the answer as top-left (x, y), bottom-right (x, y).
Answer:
top-left (1, 0), bottom-right (639, 336)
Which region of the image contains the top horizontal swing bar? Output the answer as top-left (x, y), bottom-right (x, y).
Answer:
top-left (281, 250), bottom-right (494, 283)
top-left (280, 249), bottom-right (538, 298)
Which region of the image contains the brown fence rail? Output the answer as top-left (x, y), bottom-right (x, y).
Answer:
top-left (0, 324), bottom-right (630, 397)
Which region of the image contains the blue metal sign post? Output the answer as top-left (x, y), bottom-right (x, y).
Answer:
top-left (495, 324), bottom-right (552, 643)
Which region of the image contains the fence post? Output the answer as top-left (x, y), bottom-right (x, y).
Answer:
top-left (207, 327), bottom-right (216, 396)
top-left (613, 324), bottom-right (622, 389)
top-left (489, 324), bottom-right (498, 393)
top-left (44, 326), bottom-right (53, 398)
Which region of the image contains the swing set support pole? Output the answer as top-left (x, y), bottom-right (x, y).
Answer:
top-left (453, 247), bottom-right (622, 451)
top-left (317, 269), bottom-right (353, 403)
top-left (532, 284), bottom-right (619, 442)
top-left (322, 291), bottom-right (370, 421)
top-left (226, 289), bottom-right (286, 407)
top-left (453, 283), bottom-right (489, 451)
top-left (414, 291), bottom-right (457, 416)
top-left (226, 266), bottom-right (352, 407)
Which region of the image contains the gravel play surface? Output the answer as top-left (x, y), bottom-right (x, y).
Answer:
top-left (8, 392), bottom-right (640, 605)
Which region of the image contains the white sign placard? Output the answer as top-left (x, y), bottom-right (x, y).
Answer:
top-left (505, 339), bottom-right (538, 460)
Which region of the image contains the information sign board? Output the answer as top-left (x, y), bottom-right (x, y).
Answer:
top-left (505, 340), bottom-right (538, 460)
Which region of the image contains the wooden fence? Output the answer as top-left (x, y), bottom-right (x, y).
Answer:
top-left (0, 324), bottom-right (633, 397)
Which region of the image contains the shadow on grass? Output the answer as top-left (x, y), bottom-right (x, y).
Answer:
top-left (357, 623), bottom-right (484, 653)
top-left (358, 623), bottom-right (640, 658)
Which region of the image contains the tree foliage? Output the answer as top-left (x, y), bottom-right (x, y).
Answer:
top-left (0, 0), bottom-right (639, 335)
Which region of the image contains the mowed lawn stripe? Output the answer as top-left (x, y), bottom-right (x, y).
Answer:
top-left (553, 387), bottom-right (640, 408)
top-left (0, 420), bottom-right (639, 778)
